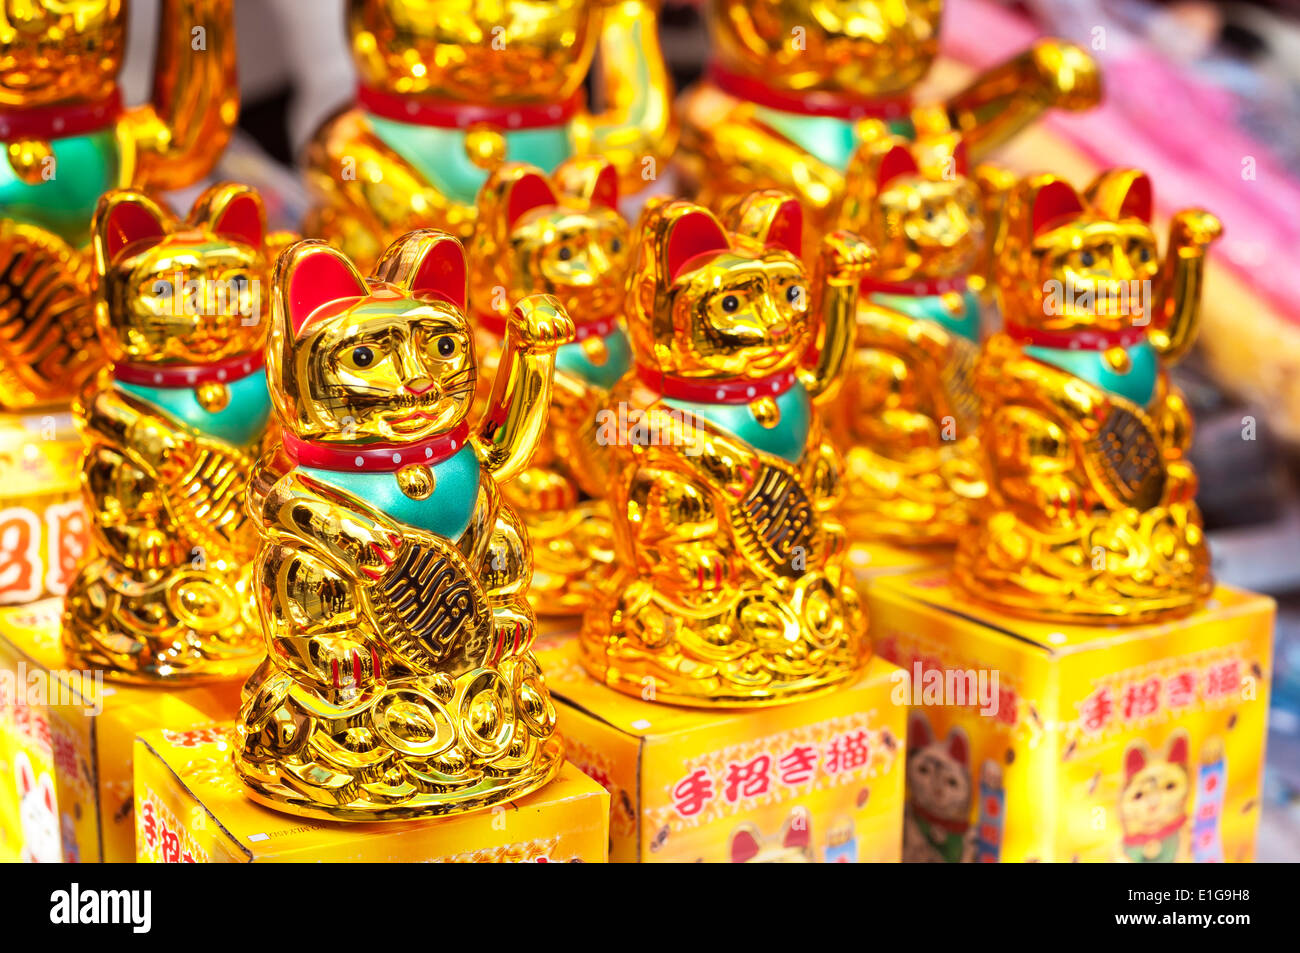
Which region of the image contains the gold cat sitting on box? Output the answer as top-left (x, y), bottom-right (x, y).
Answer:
top-left (234, 230), bottom-right (572, 820)
top-left (579, 193), bottom-right (873, 706)
top-left (468, 157), bottom-right (631, 614)
top-left (955, 170), bottom-right (1220, 623)
top-left (831, 121), bottom-right (990, 545)
top-left (62, 184), bottom-right (284, 682)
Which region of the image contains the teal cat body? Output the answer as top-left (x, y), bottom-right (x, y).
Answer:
top-left (1024, 340), bottom-right (1158, 408)
top-left (869, 285), bottom-right (980, 342)
top-left (0, 128), bottom-right (121, 245)
top-left (750, 106), bottom-right (914, 172)
top-left (664, 382), bottom-right (811, 465)
top-left (117, 369), bottom-right (271, 449)
top-left (556, 327), bottom-right (631, 391)
top-left (299, 444), bottom-right (481, 542)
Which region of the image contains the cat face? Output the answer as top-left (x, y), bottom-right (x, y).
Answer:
top-left (906, 716), bottom-right (972, 822)
top-left (843, 132), bottom-right (985, 280)
top-left (270, 231), bottom-right (478, 445)
top-left (470, 159), bottom-right (630, 324)
top-left (91, 185), bottom-right (270, 365)
top-left (1120, 735), bottom-right (1189, 837)
top-left (628, 195), bottom-right (809, 379)
top-left (710, 0), bottom-right (941, 97)
top-left (348, 0), bottom-right (596, 102)
top-left (998, 170), bottom-right (1162, 334)
top-left (0, 0), bottom-right (125, 107)
top-left (730, 815), bottom-right (814, 863)
top-left (15, 752), bottom-right (60, 863)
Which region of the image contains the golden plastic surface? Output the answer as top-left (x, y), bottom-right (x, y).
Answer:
top-left (579, 193), bottom-right (872, 706)
top-left (304, 0), bottom-right (676, 269)
top-left (0, 0), bottom-right (238, 410)
top-left (678, 0), bottom-right (1100, 255)
top-left (62, 184), bottom-right (277, 682)
top-left (234, 231), bottom-right (571, 820)
top-left (831, 123), bottom-right (987, 544)
top-left (954, 170), bottom-right (1220, 623)
top-left (469, 158), bottom-right (630, 614)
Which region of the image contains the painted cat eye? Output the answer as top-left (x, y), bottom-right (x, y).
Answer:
top-left (786, 285), bottom-right (804, 306)
top-left (721, 294), bottom-right (739, 313)
top-left (437, 336), bottom-right (456, 357)
top-left (1080, 250), bottom-right (1095, 267)
top-left (351, 346), bottom-right (374, 368)
top-left (558, 246), bottom-right (573, 261)
top-left (611, 238), bottom-right (622, 253)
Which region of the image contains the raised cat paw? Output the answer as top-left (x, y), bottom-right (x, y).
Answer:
top-left (507, 295), bottom-right (577, 353)
top-left (1169, 209), bottom-right (1223, 249)
top-left (1031, 39), bottom-right (1102, 112)
top-left (818, 230), bottom-right (876, 283)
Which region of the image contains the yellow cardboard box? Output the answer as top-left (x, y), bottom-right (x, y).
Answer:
top-left (868, 569), bottom-right (1274, 863)
top-left (134, 724), bottom-right (610, 862)
top-left (0, 410), bottom-right (88, 605)
top-left (536, 639), bottom-right (907, 862)
top-left (0, 598), bottom-right (240, 862)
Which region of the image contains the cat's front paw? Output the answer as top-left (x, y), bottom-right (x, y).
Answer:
top-left (1169, 210), bottom-right (1223, 250)
top-left (507, 295), bottom-right (577, 353)
top-left (818, 230), bottom-right (876, 284)
top-left (1031, 39), bottom-right (1102, 112)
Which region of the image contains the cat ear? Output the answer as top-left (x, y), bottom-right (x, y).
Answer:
top-left (657, 203), bottom-right (730, 280)
top-left (1166, 733), bottom-right (1189, 768)
top-left (946, 729), bottom-right (969, 767)
top-left (877, 144), bottom-right (921, 191)
top-left (374, 230), bottom-right (467, 311)
top-left (277, 240), bottom-right (369, 335)
top-left (40, 775), bottom-right (55, 814)
top-left (730, 826), bottom-right (762, 863)
top-left (1030, 179), bottom-right (1085, 236)
top-left (191, 182), bottom-right (266, 249)
top-left (907, 713), bottom-right (932, 752)
top-left (783, 810), bottom-right (811, 850)
top-left (507, 170), bottom-right (560, 229)
top-left (1085, 169), bottom-right (1154, 224)
top-left (725, 190), bottom-right (803, 258)
top-left (1125, 743), bottom-right (1149, 781)
top-left (553, 156), bottom-right (619, 212)
top-left (92, 190), bottom-right (170, 269)
top-left (840, 127), bottom-right (913, 234)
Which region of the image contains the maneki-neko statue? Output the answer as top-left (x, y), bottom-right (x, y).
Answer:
top-left (234, 231), bottom-right (572, 820)
top-left (468, 158), bottom-right (631, 613)
top-left (62, 184), bottom-right (282, 682)
top-left (303, 0), bottom-right (676, 270)
top-left (678, 0), bottom-right (1100, 258)
top-left (830, 122), bottom-right (989, 545)
top-left (954, 169), bottom-right (1221, 622)
top-left (579, 193), bottom-right (873, 706)
top-left (0, 0), bottom-right (237, 411)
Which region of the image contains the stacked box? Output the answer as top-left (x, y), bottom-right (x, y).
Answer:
top-left (536, 641), bottom-right (907, 862)
top-left (134, 725), bottom-right (610, 863)
top-left (868, 569), bottom-right (1274, 862)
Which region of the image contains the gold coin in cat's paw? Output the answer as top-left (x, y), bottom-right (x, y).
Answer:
top-left (396, 463), bottom-right (435, 500)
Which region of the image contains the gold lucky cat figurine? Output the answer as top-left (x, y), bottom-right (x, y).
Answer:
top-left (831, 123), bottom-right (988, 545)
top-left (677, 0), bottom-right (1100, 258)
top-left (955, 170), bottom-right (1220, 623)
top-left (468, 157), bottom-right (630, 614)
top-left (580, 193), bottom-right (873, 707)
top-left (62, 184), bottom-right (283, 682)
top-left (303, 0), bottom-right (676, 270)
top-left (0, 0), bottom-right (238, 410)
top-left (234, 231), bottom-right (573, 820)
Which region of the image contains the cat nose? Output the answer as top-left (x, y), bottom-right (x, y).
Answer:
top-left (405, 377), bottom-right (434, 395)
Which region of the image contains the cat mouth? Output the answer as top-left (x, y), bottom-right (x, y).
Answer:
top-left (389, 410), bottom-right (437, 423)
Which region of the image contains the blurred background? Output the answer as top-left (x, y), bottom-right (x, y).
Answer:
top-left (117, 0), bottom-right (1300, 858)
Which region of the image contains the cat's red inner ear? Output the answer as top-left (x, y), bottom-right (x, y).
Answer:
top-left (667, 209), bottom-right (730, 279)
top-left (730, 830), bottom-right (761, 863)
top-left (1120, 174), bottom-right (1154, 223)
top-left (288, 249), bottom-right (367, 333)
top-left (104, 201), bottom-right (167, 262)
top-left (766, 199), bottom-right (803, 257)
top-left (212, 194), bottom-right (264, 249)
top-left (591, 164), bottom-right (619, 211)
top-left (1167, 735), bottom-right (1188, 768)
top-left (908, 714), bottom-right (932, 751)
top-left (953, 142), bottom-right (969, 177)
top-left (878, 145), bottom-right (919, 190)
top-left (42, 778), bottom-right (54, 813)
top-left (1125, 746), bottom-right (1148, 780)
top-left (947, 731), bottom-right (969, 766)
top-left (17, 757), bottom-right (33, 794)
top-left (409, 240), bottom-right (467, 311)
top-left (507, 173), bottom-right (558, 228)
top-left (1032, 180), bottom-right (1085, 236)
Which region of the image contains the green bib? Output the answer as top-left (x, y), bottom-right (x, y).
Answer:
top-left (0, 128), bottom-right (121, 246)
top-left (869, 286), bottom-right (981, 342)
top-left (299, 444), bottom-right (480, 542)
top-left (117, 370), bottom-right (271, 450)
top-left (556, 326), bottom-right (631, 391)
top-left (365, 112), bottom-right (575, 206)
top-left (664, 382), bottom-right (811, 465)
top-left (1024, 340), bottom-right (1158, 408)
top-left (751, 106), bottom-right (914, 172)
